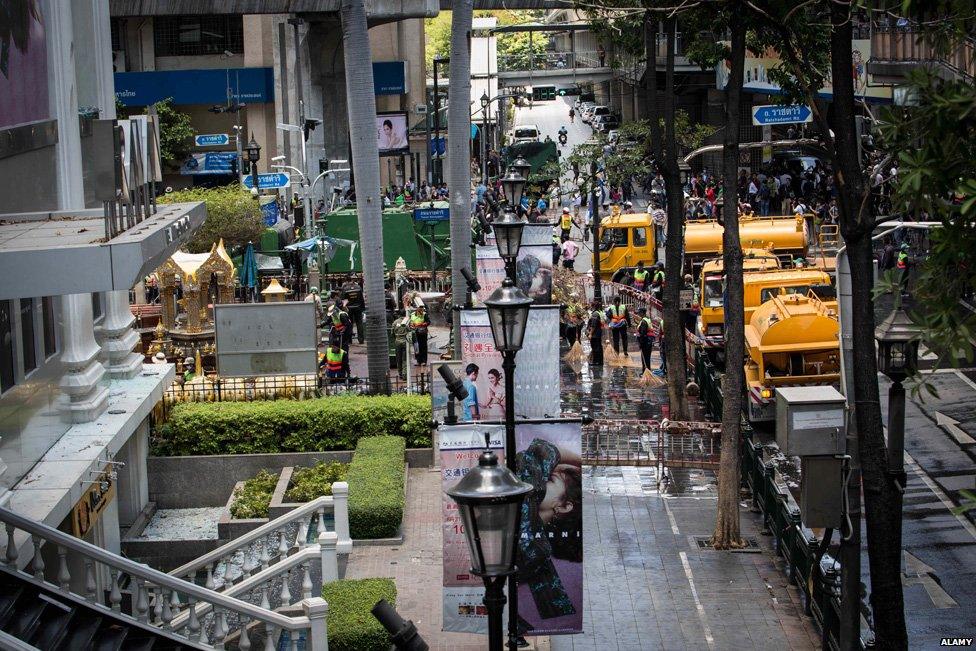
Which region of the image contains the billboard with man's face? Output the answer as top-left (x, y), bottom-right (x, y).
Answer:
top-left (376, 112), bottom-right (409, 156)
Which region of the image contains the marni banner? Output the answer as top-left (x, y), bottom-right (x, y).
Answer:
top-left (458, 307), bottom-right (561, 421)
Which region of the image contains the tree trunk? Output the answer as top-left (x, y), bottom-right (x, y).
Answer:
top-left (340, 0), bottom-right (389, 392)
top-left (712, 6), bottom-right (746, 550)
top-left (828, 7), bottom-right (906, 647)
top-left (643, 13), bottom-right (661, 161)
top-left (448, 0), bottom-right (474, 353)
top-left (661, 17), bottom-right (689, 420)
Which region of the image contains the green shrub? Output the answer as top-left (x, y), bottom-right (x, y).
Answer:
top-left (154, 394), bottom-right (431, 456)
top-left (348, 436), bottom-right (405, 539)
top-left (284, 461), bottom-right (348, 503)
top-left (321, 578), bottom-right (396, 651)
top-left (229, 470), bottom-right (279, 519)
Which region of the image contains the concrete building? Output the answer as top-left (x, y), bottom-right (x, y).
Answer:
top-left (110, 10), bottom-right (429, 204)
top-left (0, 0), bottom-right (202, 576)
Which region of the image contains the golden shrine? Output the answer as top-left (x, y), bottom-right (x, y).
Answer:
top-left (148, 240), bottom-right (235, 361)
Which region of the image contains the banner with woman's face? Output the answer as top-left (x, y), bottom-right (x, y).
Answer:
top-left (376, 112), bottom-right (409, 156)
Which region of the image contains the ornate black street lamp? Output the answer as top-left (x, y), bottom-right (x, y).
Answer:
top-left (244, 133), bottom-right (262, 195)
top-left (445, 442), bottom-right (532, 651)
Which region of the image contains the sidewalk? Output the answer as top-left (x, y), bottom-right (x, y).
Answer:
top-left (344, 466), bottom-right (819, 651)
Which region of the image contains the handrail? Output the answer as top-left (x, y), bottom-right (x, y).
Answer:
top-left (172, 546), bottom-right (320, 630)
top-left (0, 505), bottom-right (311, 632)
top-left (169, 494), bottom-right (334, 579)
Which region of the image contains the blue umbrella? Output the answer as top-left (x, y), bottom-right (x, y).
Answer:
top-left (240, 242), bottom-right (259, 301)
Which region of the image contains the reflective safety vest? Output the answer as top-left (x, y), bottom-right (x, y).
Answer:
top-left (638, 316), bottom-right (654, 339)
top-left (561, 213), bottom-right (573, 230)
top-left (608, 304), bottom-right (627, 326)
top-left (331, 310), bottom-right (348, 331)
top-left (410, 312), bottom-right (428, 329)
top-left (326, 348), bottom-right (346, 372)
top-left (653, 270), bottom-right (665, 285)
top-left (897, 252), bottom-right (908, 270)
top-left (633, 268), bottom-right (648, 286)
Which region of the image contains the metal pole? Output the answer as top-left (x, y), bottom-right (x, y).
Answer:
top-left (433, 60), bottom-right (441, 186)
top-left (484, 576), bottom-right (507, 651)
top-left (482, 109), bottom-right (489, 185)
top-left (502, 350), bottom-right (519, 651)
top-left (591, 159), bottom-right (602, 304)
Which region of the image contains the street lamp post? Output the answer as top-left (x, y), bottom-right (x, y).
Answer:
top-left (497, 165), bottom-right (528, 280)
top-left (481, 92), bottom-right (490, 185)
top-left (875, 304), bottom-right (920, 530)
top-left (433, 57), bottom-right (449, 186)
top-left (244, 133), bottom-right (262, 195)
top-left (590, 158), bottom-right (602, 305)
top-left (483, 276), bottom-right (532, 651)
top-left (445, 441), bottom-right (533, 651)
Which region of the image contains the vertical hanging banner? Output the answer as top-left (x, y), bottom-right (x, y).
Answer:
top-left (458, 307), bottom-right (561, 420)
top-left (515, 421), bottom-right (584, 636)
top-left (441, 424), bottom-right (506, 634)
top-left (477, 224), bottom-right (555, 305)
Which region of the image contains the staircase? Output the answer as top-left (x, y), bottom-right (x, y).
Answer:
top-left (0, 568), bottom-right (191, 650)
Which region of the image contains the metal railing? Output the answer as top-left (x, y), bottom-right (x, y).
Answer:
top-left (581, 419), bottom-right (721, 471)
top-left (498, 50), bottom-right (607, 73)
top-left (0, 505), bottom-right (329, 650)
top-left (871, 28), bottom-right (976, 80)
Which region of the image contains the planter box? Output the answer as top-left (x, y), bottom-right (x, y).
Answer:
top-left (352, 464), bottom-right (409, 547)
top-left (218, 480), bottom-right (270, 540)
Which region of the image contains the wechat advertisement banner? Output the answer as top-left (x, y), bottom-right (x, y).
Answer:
top-left (458, 307), bottom-right (560, 421)
top-left (440, 424), bottom-right (507, 634)
top-left (476, 224), bottom-right (554, 305)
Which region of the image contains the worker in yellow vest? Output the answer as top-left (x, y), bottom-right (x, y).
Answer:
top-left (560, 207), bottom-right (574, 239)
top-left (632, 261), bottom-right (649, 292)
top-left (605, 295), bottom-right (631, 355)
top-left (324, 340), bottom-right (348, 380)
top-left (409, 305), bottom-right (430, 366)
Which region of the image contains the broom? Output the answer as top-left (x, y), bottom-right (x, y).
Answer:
top-left (563, 339), bottom-right (584, 363)
top-left (638, 367), bottom-right (666, 387)
top-left (603, 340), bottom-right (616, 364)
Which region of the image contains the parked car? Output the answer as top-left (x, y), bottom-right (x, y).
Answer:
top-left (607, 129), bottom-right (619, 144)
top-left (587, 106), bottom-right (611, 125)
top-left (578, 102), bottom-right (596, 121)
top-left (575, 92), bottom-right (596, 108)
top-left (512, 124), bottom-right (541, 143)
top-left (593, 115), bottom-right (619, 133)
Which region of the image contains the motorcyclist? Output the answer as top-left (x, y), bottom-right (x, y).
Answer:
top-left (558, 126), bottom-right (568, 144)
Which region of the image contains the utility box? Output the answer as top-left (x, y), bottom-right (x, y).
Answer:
top-left (800, 456), bottom-right (845, 528)
top-left (775, 386), bottom-right (847, 456)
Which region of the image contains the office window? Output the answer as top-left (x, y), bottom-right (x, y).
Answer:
top-left (42, 296), bottom-right (56, 358)
top-left (20, 299), bottom-right (35, 374)
top-left (154, 16), bottom-right (244, 57)
top-left (0, 302), bottom-right (13, 393)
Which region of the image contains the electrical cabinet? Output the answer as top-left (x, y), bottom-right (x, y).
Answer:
top-left (800, 456), bottom-right (845, 528)
top-left (775, 386), bottom-right (847, 456)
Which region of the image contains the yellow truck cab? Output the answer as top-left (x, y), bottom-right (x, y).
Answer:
top-left (743, 292), bottom-right (841, 422)
top-left (697, 252), bottom-right (781, 341)
top-left (598, 211), bottom-right (810, 281)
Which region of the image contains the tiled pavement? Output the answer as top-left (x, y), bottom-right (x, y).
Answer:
top-left (345, 466), bottom-right (820, 651)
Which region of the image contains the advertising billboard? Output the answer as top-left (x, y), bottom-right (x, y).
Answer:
top-left (377, 112), bottom-right (410, 157)
top-left (0, 0), bottom-right (49, 129)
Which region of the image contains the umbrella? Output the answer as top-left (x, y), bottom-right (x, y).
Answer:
top-left (240, 242), bottom-right (259, 302)
top-left (285, 236), bottom-right (356, 265)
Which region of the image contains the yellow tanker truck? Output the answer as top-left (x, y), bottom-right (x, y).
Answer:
top-left (743, 292), bottom-right (841, 423)
top-left (598, 212), bottom-right (809, 281)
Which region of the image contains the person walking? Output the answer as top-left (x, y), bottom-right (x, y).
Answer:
top-left (409, 305), bottom-right (430, 365)
top-left (569, 107), bottom-right (576, 123)
top-left (392, 314), bottom-right (411, 380)
top-left (560, 207), bottom-right (573, 239)
top-left (636, 307), bottom-right (655, 372)
top-left (606, 295), bottom-right (631, 355)
top-left (653, 315), bottom-right (667, 377)
top-left (651, 262), bottom-right (666, 301)
top-left (560, 236), bottom-right (580, 270)
top-left (586, 301), bottom-right (605, 365)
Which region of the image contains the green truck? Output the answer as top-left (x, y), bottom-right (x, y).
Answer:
top-left (316, 202), bottom-right (452, 273)
top-left (501, 140), bottom-right (560, 197)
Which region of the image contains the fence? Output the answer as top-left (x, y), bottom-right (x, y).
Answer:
top-left (871, 28), bottom-right (975, 80)
top-left (581, 419), bottom-right (721, 472)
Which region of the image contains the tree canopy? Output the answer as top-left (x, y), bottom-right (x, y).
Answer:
top-left (159, 185), bottom-right (265, 254)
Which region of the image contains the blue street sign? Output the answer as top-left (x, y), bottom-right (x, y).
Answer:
top-left (195, 133), bottom-right (230, 147)
top-left (243, 172), bottom-right (291, 190)
top-left (751, 104), bottom-right (813, 126)
top-left (414, 207), bottom-right (450, 222)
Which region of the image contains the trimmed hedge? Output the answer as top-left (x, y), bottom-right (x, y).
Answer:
top-left (322, 578), bottom-right (397, 651)
top-left (154, 395), bottom-right (431, 456)
top-left (348, 436), bottom-right (405, 539)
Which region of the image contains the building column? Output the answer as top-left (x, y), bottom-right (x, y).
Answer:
top-left (43, 0), bottom-right (85, 211)
top-left (116, 420), bottom-right (150, 529)
top-left (59, 294), bottom-right (108, 423)
top-left (99, 291), bottom-right (143, 380)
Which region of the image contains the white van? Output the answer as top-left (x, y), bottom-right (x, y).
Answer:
top-left (512, 125), bottom-right (541, 143)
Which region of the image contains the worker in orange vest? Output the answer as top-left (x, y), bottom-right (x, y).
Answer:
top-left (605, 295), bottom-right (631, 355)
top-left (324, 340), bottom-right (348, 380)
